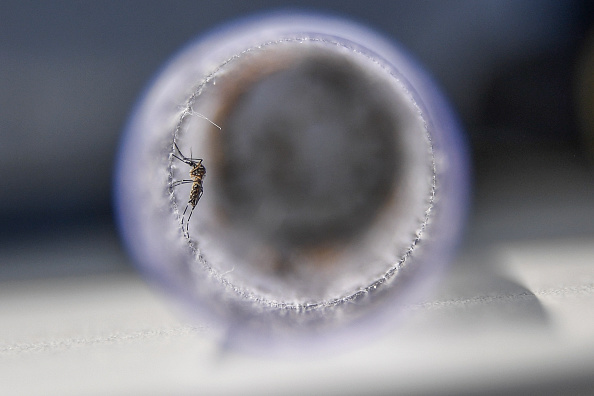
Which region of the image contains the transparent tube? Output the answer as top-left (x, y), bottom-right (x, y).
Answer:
top-left (115, 12), bottom-right (469, 353)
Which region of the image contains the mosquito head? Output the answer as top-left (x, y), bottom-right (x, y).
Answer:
top-left (189, 158), bottom-right (202, 167)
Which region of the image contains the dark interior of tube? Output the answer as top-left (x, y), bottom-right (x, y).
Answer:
top-left (217, 53), bottom-right (403, 265)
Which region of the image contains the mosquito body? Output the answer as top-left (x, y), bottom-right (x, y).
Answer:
top-left (172, 142), bottom-right (206, 236)
top-left (171, 111), bottom-right (221, 236)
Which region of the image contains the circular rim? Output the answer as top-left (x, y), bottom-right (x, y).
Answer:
top-left (115, 12), bottom-right (469, 351)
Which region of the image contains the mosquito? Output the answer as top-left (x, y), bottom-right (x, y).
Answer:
top-left (172, 142), bottom-right (206, 236)
top-left (171, 111), bottom-right (221, 237)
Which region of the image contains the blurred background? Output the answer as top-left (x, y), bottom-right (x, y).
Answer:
top-left (1, 1), bottom-right (594, 395)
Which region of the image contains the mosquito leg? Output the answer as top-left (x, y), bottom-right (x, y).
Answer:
top-left (173, 142), bottom-right (186, 159)
top-left (181, 203), bottom-right (190, 237)
top-left (172, 153), bottom-right (188, 163)
top-left (173, 142), bottom-right (203, 163)
top-left (186, 205), bottom-right (196, 236)
top-left (173, 152), bottom-right (203, 164)
top-left (172, 179), bottom-right (193, 187)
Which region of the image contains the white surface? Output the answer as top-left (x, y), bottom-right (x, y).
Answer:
top-left (1, 236), bottom-right (593, 395)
